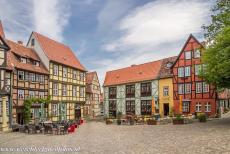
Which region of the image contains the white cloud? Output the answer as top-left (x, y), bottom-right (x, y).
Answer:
top-left (33, 0), bottom-right (71, 42)
top-left (95, 0), bottom-right (213, 84)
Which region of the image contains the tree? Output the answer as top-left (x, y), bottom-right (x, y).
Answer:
top-left (201, 0), bottom-right (230, 89)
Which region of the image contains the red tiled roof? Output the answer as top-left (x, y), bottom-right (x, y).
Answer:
top-left (33, 32), bottom-right (86, 71)
top-left (0, 21), bottom-right (5, 38)
top-left (103, 60), bottom-right (163, 86)
top-left (86, 71), bottom-right (97, 84)
top-left (159, 56), bottom-right (177, 79)
top-left (6, 40), bottom-right (49, 74)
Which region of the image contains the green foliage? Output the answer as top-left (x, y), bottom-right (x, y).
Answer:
top-left (175, 114), bottom-right (183, 120)
top-left (203, 0), bottom-right (230, 41)
top-left (197, 113), bottom-right (207, 122)
top-left (201, 0), bottom-right (230, 89)
top-left (23, 97), bottom-right (51, 124)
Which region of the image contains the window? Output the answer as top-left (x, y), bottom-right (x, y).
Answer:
top-left (29, 73), bottom-right (35, 82)
top-left (195, 64), bottom-right (202, 75)
top-left (18, 90), bottom-right (24, 99)
top-left (141, 100), bottom-right (152, 115)
top-left (31, 109), bottom-right (34, 119)
top-left (141, 82), bottom-right (151, 96)
top-left (178, 84), bottom-right (184, 94)
top-left (51, 104), bottom-right (58, 116)
top-left (126, 100), bottom-right (135, 114)
top-left (29, 91), bottom-right (35, 98)
top-left (185, 83), bottom-right (191, 94)
top-left (39, 92), bottom-right (45, 99)
top-left (109, 87), bottom-right (116, 99)
top-left (126, 84), bottom-right (135, 98)
top-left (163, 86), bottom-right (169, 96)
top-left (182, 101), bottom-right (190, 112)
top-left (80, 87), bottom-right (84, 97)
top-left (62, 84), bottom-right (67, 96)
top-left (73, 70), bottom-right (77, 79)
top-left (185, 51), bottom-right (191, 59)
top-left (20, 57), bottom-right (27, 63)
top-left (185, 66), bottom-right (191, 77)
top-left (25, 72), bottom-right (29, 81)
top-left (63, 67), bottom-right (67, 78)
top-left (40, 75), bottom-right (45, 83)
top-left (109, 100), bottom-right (116, 117)
top-left (0, 99), bottom-right (9, 116)
top-left (166, 62), bottom-right (172, 68)
top-left (205, 102), bottom-right (211, 112)
top-left (18, 71), bottom-right (24, 80)
top-left (73, 86), bottom-right (77, 97)
top-left (53, 65), bottom-right (58, 76)
top-left (203, 82), bottom-right (209, 93)
top-left (196, 82), bottom-right (202, 93)
top-left (53, 83), bottom-right (58, 96)
top-left (33, 61), bottom-right (40, 66)
top-left (196, 102), bottom-right (202, 112)
top-left (178, 67), bottom-right (184, 77)
top-left (80, 72), bottom-right (84, 81)
top-left (194, 49), bottom-right (201, 58)
top-left (31, 38), bottom-right (35, 46)
top-left (0, 101), bottom-right (1, 116)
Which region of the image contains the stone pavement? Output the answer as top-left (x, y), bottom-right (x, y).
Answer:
top-left (0, 114), bottom-right (230, 154)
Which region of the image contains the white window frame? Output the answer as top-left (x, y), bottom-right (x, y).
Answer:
top-left (185, 83), bottom-right (191, 94)
top-left (182, 101), bottom-right (190, 112)
top-left (51, 104), bottom-right (58, 116)
top-left (29, 73), bottom-right (36, 82)
top-left (73, 70), bottom-right (77, 79)
top-left (178, 67), bottom-right (184, 77)
top-left (195, 64), bottom-right (202, 75)
top-left (53, 83), bottom-right (58, 96)
top-left (196, 102), bottom-right (202, 112)
top-left (21, 57), bottom-right (27, 63)
top-left (53, 65), bottom-right (58, 76)
top-left (18, 71), bottom-right (24, 80)
top-left (203, 82), bottom-right (209, 93)
top-left (73, 86), bottom-right (77, 97)
top-left (196, 82), bottom-right (202, 93)
top-left (163, 86), bottom-right (169, 96)
top-left (63, 67), bottom-right (67, 78)
top-left (39, 92), bottom-right (45, 99)
top-left (185, 51), bottom-right (191, 60)
top-left (80, 87), bottom-right (84, 97)
top-left (62, 84), bottom-right (67, 96)
top-left (29, 91), bottom-right (35, 98)
top-left (205, 102), bottom-right (211, 112)
top-left (80, 72), bottom-right (84, 81)
top-left (185, 66), bottom-right (191, 77)
top-left (194, 49), bottom-right (201, 58)
top-left (178, 84), bottom-right (184, 94)
top-left (18, 90), bottom-right (24, 99)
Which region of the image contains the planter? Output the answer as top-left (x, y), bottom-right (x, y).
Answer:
top-left (117, 120), bottom-right (121, 125)
top-left (173, 119), bottom-right (184, 125)
top-left (129, 120), bottom-right (135, 125)
top-left (106, 119), bottom-right (113, 125)
top-left (147, 119), bottom-right (157, 125)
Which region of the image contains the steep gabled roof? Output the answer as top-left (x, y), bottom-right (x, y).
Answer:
top-left (6, 40), bottom-right (49, 74)
top-left (158, 56), bottom-right (177, 79)
top-left (86, 71), bottom-right (97, 84)
top-left (0, 20), bottom-right (5, 38)
top-left (103, 60), bottom-right (163, 86)
top-left (32, 32), bottom-right (86, 71)
top-left (171, 34), bottom-right (204, 68)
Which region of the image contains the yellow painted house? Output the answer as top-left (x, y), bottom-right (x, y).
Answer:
top-left (27, 32), bottom-right (87, 121)
top-left (158, 57), bottom-right (177, 117)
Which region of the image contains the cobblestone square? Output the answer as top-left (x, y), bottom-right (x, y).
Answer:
top-left (1, 114), bottom-right (230, 154)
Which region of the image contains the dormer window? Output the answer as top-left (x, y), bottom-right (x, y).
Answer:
top-left (166, 62), bottom-right (172, 68)
top-left (21, 57), bottom-right (27, 63)
top-left (33, 61), bottom-right (40, 66)
top-left (31, 39), bottom-right (35, 46)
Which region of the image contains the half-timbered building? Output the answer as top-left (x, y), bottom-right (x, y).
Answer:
top-left (27, 32), bottom-right (87, 121)
top-left (0, 21), bottom-right (12, 131)
top-left (84, 71), bottom-right (101, 118)
top-left (6, 40), bottom-right (49, 125)
top-left (172, 34), bottom-right (217, 116)
top-left (103, 60), bottom-right (162, 117)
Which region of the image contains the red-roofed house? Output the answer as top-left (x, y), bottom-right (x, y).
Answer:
top-left (84, 71), bottom-right (101, 118)
top-left (27, 32), bottom-right (87, 121)
top-left (103, 60), bottom-right (163, 117)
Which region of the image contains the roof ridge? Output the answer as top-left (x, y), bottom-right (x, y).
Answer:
top-left (0, 20), bottom-right (5, 38)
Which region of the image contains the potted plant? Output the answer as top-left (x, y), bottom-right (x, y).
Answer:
top-left (173, 114), bottom-right (184, 125)
top-left (106, 118), bottom-right (113, 125)
top-left (117, 112), bottom-right (122, 125)
top-left (198, 113), bottom-right (207, 122)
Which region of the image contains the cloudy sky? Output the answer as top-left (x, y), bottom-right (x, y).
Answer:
top-left (0, 0), bottom-right (215, 84)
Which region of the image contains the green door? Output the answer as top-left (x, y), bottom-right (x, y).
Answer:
top-left (59, 103), bottom-right (67, 121)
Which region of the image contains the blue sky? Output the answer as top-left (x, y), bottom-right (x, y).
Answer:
top-left (0, 0), bottom-right (215, 84)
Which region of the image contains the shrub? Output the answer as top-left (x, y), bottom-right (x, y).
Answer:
top-left (198, 113), bottom-right (207, 122)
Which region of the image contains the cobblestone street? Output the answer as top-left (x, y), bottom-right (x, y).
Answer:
top-left (1, 114), bottom-right (230, 154)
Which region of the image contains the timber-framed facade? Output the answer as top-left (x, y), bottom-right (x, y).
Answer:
top-left (27, 32), bottom-right (87, 121)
